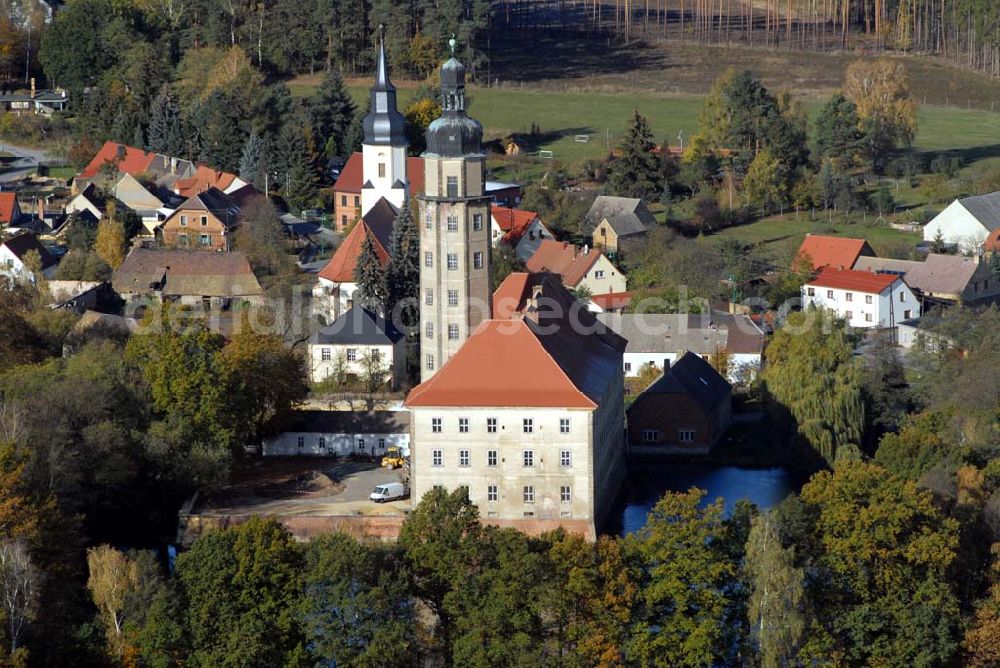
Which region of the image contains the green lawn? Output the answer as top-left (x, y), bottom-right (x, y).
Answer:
top-left (307, 80), bottom-right (1000, 171)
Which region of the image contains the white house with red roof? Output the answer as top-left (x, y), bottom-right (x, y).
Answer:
top-left (489, 207), bottom-right (552, 261)
top-left (525, 239), bottom-right (627, 297)
top-left (406, 273), bottom-right (626, 538)
top-left (802, 267), bottom-right (920, 328)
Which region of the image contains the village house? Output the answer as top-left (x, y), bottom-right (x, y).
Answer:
top-left (490, 207), bottom-right (552, 261)
top-left (596, 312), bottom-right (766, 384)
top-left (308, 306), bottom-right (407, 388)
top-left (313, 199), bottom-right (397, 322)
top-left (525, 239), bottom-right (627, 296)
top-left (795, 234), bottom-right (876, 270)
top-left (802, 267), bottom-right (920, 328)
top-left (262, 410), bottom-right (410, 458)
top-left (64, 182), bottom-right (105, 221)
top-left (112, 247), bottom-right (263, 308)
top-left (160, 187), bottom-right (238, 251)
top-left (626, 351), bottom-right (732, 453)
top-left (484, 181), bottom-right (522, 207)
top-left (587, 195), bottom-right (656, 254)
top-left (0, 80), bottom-right (69, 116)
top-left (112, 173), bottom-right (165, 234)
top-left (853, 253), bottom-right (1000, 306)
top-left (923, 191), bottom-right (1000, 253)
top-left (0, 192), bottom-right (23, 227)
top-left (0, 232), bottom-right (58, 282)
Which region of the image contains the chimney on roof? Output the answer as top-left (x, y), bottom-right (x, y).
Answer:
top-left (663, 358), bottom-right (671, 370)
top-left (583, 244), bottom-right (589, 255)
top-left (116, 144), bottom-right (126, 159)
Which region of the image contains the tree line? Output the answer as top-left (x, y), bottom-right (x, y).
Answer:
top-left (498, 0), bottom-right (1000, 78)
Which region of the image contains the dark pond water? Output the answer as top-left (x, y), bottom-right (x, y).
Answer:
top-left (616, 462), bottom-right (804, 536)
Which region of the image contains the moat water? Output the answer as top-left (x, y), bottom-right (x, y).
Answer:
top-left (615, 462), bottom-right (804, 536)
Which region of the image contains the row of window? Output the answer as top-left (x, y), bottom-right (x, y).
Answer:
top-left (430, 417), bottom-right (571, 434)
top-left (178, 215), bottom-right (210, 227)
top-left (440, 213), bottom-right (484, 231)
top-left (297, 436), bottom-right (387, 449)
top-left (319, 348), bottom-right (381, 362)
top-left (431, 448), bottom-right (573, 468)
top-left (434, 483), bottom-right (573, 505)
top-left (176, 233), bottom-right (213, 246)
top-left (839, 309), bottom-right (913, 322)
top-left (425, 322), bottom-right (461, 340)
top-left (807, 287), bottom-right (907, 303)
top-left (424, 251), bottom-right (484, 270)
top-left (424, 289), bottom-right (461, 307)
top-left (641, 429), bottom-right (696, 443)
top-left (339, 195), bottom-right (361, 208)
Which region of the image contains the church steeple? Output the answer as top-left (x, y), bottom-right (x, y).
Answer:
top-left (363, 31), bottom-right (407, 147)
top-left (360, 27), bottom-right (410, 217)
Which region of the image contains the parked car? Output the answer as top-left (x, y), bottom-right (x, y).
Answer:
top-left (369, 482), bottom-right (407, 503)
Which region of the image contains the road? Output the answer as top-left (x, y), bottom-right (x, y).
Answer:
top-left (0, 143), bottom-right (57, 184)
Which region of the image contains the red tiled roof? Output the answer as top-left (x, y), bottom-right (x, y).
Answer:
top-left (525, 239), bottom-right (604, 287)
top-left (331, 152), bottom-right (426, 196)
top-left (795, 234), bottom-right (874, 270)
top-left (0, 193), bottom-right (17, 224)
top-left (80, 141), bottom-right (156, 178)
top-left (492, 272), bottom-right (532, 319)
top-left (492, 207), bottom-right (539, 245)
top-left (317, 219), bottom-right (391, 284)
top-left (405, 320), bottom-right (598, 408)
top-left (807, 267), bottom-right (899, 293)
top-left (590, 291), bottom-right (632, 311)
top-left (174, 165), bottom-right (241, 197)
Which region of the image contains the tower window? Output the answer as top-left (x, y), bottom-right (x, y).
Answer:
top-left (378, 163), bottom-right (386, 178)
top-left (447, 176), bottom-right (458, 198)
top-left (473, 252), bottom-right (483, 269)
top-left (448, 290), bottom-right (459, 306)
top-left (425, 289), bottom-right (433, 305)
top-left (425, 252), bottom-right (433, 268)
top-left (447, 215), bottom-right (458, 231)
top-left (447, 254), bottom-right (458, 270)
top-left (426, 354), bottom-right (434, 370)
top-left (425, 322), bottom-right (433, 339)
top-left (448, 324), bottom-right (459, 340)
top-left (473, 213), bottom-right (483, 231)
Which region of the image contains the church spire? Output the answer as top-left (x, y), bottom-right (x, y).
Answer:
top-left (424, 38), bottom-right (484, 158)
top-left (363, 27), bottom-right (407, 147)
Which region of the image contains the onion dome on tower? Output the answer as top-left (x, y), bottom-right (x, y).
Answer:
top-left (425, 38), bottom-right (485, 158)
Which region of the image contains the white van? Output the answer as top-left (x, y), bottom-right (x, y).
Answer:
top-left (369, 482), bottom-right (407, 503)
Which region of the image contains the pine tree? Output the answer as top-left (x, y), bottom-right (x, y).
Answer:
top-left (384, 200), bottom-right (420, 328)
top-left (606, 110), bottom-right (661, 201)
top-left (344, 102), bottom-right (369, 156)
top-left (147, 86), bottom-right (184, 156)
top-left (354, 231), bottom-right (386, 310)
top-left (282, 157), bottom-right (319, 214)
top-left (239, 131), bottom-right (263, 187)
top-left (309, 68), bottom-right (356, 159)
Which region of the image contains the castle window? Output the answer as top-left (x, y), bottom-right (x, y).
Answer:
top-left (447, 176), bottom-right (458, 198)
top-left (447, 215), bottom-right (458, 231)
top-left (448, 290), bottom-right (459, 306)
top-left (473, 252), bottom-right (483, 269)
top-left (447, 253), bottom-right (458, 270)
top-left (378, 163), bottom-right (386, 178)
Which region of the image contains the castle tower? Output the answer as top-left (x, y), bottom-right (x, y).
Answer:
top-left (360, 34), bottom-right (409, 216)
top-left (418, 39), bottom-right (492, 381)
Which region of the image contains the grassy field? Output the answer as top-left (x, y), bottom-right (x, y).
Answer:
top-left (290, 78), bottom-right (1000, 172)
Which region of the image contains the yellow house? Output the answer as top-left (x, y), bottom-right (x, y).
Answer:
top-left (587, 196), bottom-right (655, 253)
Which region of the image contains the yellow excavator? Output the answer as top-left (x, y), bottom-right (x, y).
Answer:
top-left (381, 446), bottom-right (408, 470)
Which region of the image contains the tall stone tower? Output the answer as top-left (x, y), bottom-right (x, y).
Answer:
top-left (418, 40), bottom-right (492, 381)
top-left (360, 35), bottom-right (409, 217)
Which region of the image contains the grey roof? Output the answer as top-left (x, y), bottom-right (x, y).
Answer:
top-left (596, 312), bottom-right (765, 356)
top-left (311, 306), bottom-right (404, 346)
top-left (854, 253), bottom-right (983, 296)
top-left (1, 232), bottom-right (57, 269)
top-left (633, 351), bottom-right (732, 412)
top-left (362, 37), bottom-right (407, 147)
top-left (958, 191), bottom-right (1000, 232)
top-left (277, 409), bottom-right (410, 435)
top-left (112, 248), bottom-right (263, 298)
top-left (587, 196), bottom-right (656, 237)
top-left (362, 198), bottom-right (398, 250)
